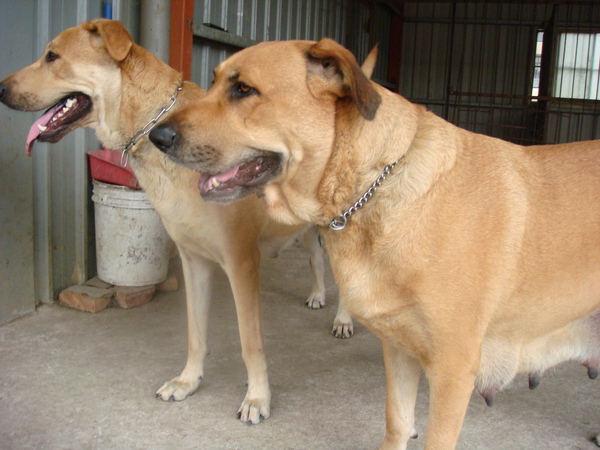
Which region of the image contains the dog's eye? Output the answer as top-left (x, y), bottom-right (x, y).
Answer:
top-left (232, 82), bottom-right (257, 98)
top-left (45, 51), bottom-right (59, 62)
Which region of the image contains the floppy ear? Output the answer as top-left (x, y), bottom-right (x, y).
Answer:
top-left (83, 19), bottom-right (133, 62)
top-left (306, 38), bottom-right (381, 120)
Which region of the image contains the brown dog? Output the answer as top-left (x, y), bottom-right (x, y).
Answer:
top-left (0, 21), bottom-right (356, 425)
top-left (149, 38), bottom-right (600, 448)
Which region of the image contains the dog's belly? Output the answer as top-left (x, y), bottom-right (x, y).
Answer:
top-left (334, 253), bottom-right (600, 406)
top-left (476, 309), bottom-right (600, 403)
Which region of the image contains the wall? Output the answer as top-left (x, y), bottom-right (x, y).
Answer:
top-left (191, 0), bottom-right (392, 90)
top-left (0, 0), bottom-right (36, 323)
top-left (396, 2), bottom-right (600, 145)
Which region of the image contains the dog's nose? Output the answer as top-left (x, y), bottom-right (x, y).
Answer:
top-left (149, 123), bottom-right (178, 152)
top-left (0, 83), bottom-right (7, 101)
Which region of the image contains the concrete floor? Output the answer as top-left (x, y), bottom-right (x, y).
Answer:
top-left (1, 243), bottom-right (599, 449)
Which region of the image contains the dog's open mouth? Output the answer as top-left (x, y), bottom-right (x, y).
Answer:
top-left (197, 154), bottom-right (282, 203)
top-left (26, 93), bottom-right (92, 155)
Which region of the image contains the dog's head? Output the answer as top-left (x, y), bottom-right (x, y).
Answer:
top-left (0, 19), bottom-right (133, 155)
top-left (150, 39), bottom-right (381, 224)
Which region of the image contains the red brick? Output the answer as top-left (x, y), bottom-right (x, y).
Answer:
top-left (59, 285), bottom-right (113, 313)
top-left (113, 285), bottom-right (156, 309)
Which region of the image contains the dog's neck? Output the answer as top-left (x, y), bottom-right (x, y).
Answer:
top-left (317, 90), bottom-right (455, 230)
top-left (96, 44), bottom-right (185, 151)
top-left (121, 80), bottom-right (183, 163)
top-left (121, 45), bottom-right (184, 146)
top-left (328, 157), bottom-right (404, 231)
top-left (316, 93), bottom-right (413, 224)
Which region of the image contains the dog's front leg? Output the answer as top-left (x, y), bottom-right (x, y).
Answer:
top-left (422, 355), bottom-right (478, 449)
top-left (156, 250), bottom-right (214, 401)
top-left (224, 251), bottom-right (271, 424)
top-left (380, 342), bottom-right (421, 450)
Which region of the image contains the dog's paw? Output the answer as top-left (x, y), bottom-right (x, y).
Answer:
top-left (332, 308), bottom-right (354, 338)
top-left (237, 396), bottom-right (270, 425)
top-left (332, 319), bottom-right (354, 339)
top-left (156, 376), bottom-right (202, 401)
top-left (305, 293), bottom-right (326, 309)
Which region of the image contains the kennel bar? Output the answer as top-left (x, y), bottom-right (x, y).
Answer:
top-left (193, 22), bottom-right (257, 49)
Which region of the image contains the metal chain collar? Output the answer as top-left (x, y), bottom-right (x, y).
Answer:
top-left (329, 157), bottom-right (404, 231)
top-left (120, 81), bottom-right (184, 167)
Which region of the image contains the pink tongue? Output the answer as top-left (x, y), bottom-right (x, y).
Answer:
top-left (214, 165), bottom-right (240, 183)
top-left (25, 106), bottom-right (60, 156)
top-left (198, 165), bottom-right (240, 193)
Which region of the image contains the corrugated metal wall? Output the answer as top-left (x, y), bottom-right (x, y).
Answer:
top-left (0, 0), bottom-right (36, 323)
top-left (397, 2), bottom-right (600, 145)
top-left (191, 0), bottom-right (392, 90)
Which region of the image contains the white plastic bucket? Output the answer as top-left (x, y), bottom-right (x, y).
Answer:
top-left (92, 180), bottom-right (169, 286)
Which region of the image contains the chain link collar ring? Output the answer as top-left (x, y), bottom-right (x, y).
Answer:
top-left (329, 157), bottom-right (403, 231)
top-left (120, 81), bottom-right (184, 167)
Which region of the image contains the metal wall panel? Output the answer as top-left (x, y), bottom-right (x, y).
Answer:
top-left (0, 0), bottom-right (36, 323)
top-left (191, 0), bottom-right (387, 90)
top-left (398, 2), bottom-right (600, 145)
top-left (370, 3), bottom-right (391, 87)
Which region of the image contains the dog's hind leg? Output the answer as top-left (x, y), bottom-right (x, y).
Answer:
top-left (301, 226), bottom-right (327, 309)
top-left (156, 250), bottom-right (214, 401)
top-left (224, 248), bottom-right (271, 424)
top-left (301, 226), bottom-right (354, 338)
top-left (380, 342), bottom-right (421, 450)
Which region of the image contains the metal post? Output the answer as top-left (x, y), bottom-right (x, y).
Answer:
top-left (141, 0), bottom-right (171, 64)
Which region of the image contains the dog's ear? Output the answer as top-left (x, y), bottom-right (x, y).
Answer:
top-left (83, 19), bottom-right (133, 62)
top-left (361, 44), bottom-right (378, 80)
top-left (306, 38), bottom-right (381, 120)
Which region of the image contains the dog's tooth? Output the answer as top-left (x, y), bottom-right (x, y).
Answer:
top-left (65, 98), bottom-right (76, 108)
top-left (212, 178), bottom-right (221, 189)
top-left (37, 124), bottom-right (47, 132)
top-left (57, 112), bottom-right (64, 118)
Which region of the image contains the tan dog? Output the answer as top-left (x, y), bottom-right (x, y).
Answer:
top-left (149, 38), bottom-right (600, 448)
top-left (0, 20), bottom-right (356, 425)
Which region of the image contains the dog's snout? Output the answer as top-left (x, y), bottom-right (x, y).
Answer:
top-left (150, 123), bottom-right (178, 153)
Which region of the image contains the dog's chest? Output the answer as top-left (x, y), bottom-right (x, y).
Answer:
top-left (326, 240), bottom-right (425, 333)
